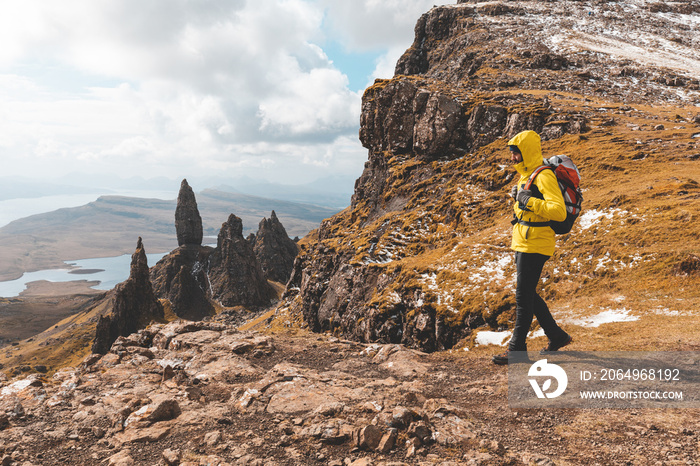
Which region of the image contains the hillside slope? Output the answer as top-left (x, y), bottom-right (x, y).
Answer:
top-left (275, 0), bottom-right (700, 352)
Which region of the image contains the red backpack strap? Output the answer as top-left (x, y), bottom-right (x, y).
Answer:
top-left (524, 165), bottom-right (553, 190)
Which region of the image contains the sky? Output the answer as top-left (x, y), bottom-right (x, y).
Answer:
top-left (0, 0), bottom-right (453, 188)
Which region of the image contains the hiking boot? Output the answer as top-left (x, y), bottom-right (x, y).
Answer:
top-left (492, 350), bottom-right (510, 365)
top-left (540, 334), bottom-right (573, 354)
top-left (492, 350), bottom-right (530, 365)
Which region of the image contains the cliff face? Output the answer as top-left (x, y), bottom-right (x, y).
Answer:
top-left (252, 211), bottom-right (299, 284)
top-left (92, 238), bottom-right (164, 354)
top-left (279, 1), bottom-right (700, 351)
top-left (150, 245), bottom-right (215, 320)
top-left (208, 214), bottom-right (277, 308)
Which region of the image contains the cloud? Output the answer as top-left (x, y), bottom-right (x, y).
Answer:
top-left (0, 0), bottom-right (445, 185)
top-left (320, 0), bottom-right (452, 51)
top-left (319, 0), bottom-right (453, 84)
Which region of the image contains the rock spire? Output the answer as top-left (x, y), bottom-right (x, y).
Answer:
top-left (92, 238), bottom-right (164, 354)
top-left (253, 211), bottom-right (299, 284)
top-left (208, 214), bottom-right (276, 308)
top-left (175, 179), bottom-right (203, 246)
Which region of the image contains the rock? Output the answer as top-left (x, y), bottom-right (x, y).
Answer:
top-left (116, 425), bottom-right (172, 444)
top-left (407, 421), bottom-right (432, 443)
top-left (175, 179), bottom-right (203, 246)
top-left (253, 211), bottom-right (298, 284)
top-left (377, 428), bottom-right (398, 453)
top-left (208, 214), bottom-right (276, 308)
top-left (358, 425), bottom-right (384, 451)
top-left (108, 450), bottom-right (134, 466)
top-left (405, 437), bottom-right (421, 458)
top-left (162, 448), bottom-right (181, 466)
top-left (520, 452), bottom-right (556, 466)
top-left (150, 245), bottom-right (215, 321)
top-left (124, 397), bottom-right (180, 427)
top-left (167, 259), bottom-right (215, 320)
top-left (0, 414), bottom-right (9, 431)
top-left (312, 402), bottom-right (346, 417)
top-left (391, 406), bottom-right (419, 429)
top-left (204, 430), bottom-right (222, 446)
top-left (348, 459), bottom-right (374, 466)
top-left (92, 238), bottom-right (164, 354)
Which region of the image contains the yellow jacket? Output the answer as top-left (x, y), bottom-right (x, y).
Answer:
top-left (509, 131), bottom-right (566, 256)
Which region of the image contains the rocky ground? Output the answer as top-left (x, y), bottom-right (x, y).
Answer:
top-left (2, 320), bottom-right (699, 466)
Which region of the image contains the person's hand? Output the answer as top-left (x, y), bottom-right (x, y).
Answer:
top-left (517, 189), bottom-right (532, 210)
top-left (509, 185), bottom-right (518, 199)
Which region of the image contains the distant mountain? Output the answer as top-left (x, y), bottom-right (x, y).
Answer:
top-left (0, 189), bottom-right (339, 282)
top-left (2, 174), bottom-right (356, 210)
top-left (0, 177), bottom-right (102, 201)
top-left (211, 176), bottom-right (355, 209)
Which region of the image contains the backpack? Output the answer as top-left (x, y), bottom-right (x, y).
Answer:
top-left (521, 155), bottom-right (583, 235)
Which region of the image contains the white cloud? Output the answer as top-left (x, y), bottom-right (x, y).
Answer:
top-left (0, 0), bottom-right (444, 185)
top-left (320, 0), bottom-right (451, 51)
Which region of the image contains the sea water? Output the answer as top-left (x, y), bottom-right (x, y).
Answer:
top-left (0, 252), bottom-right (168, 298)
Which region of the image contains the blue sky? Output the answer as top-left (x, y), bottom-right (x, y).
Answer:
top-left (0, 0), bottom-right (452, 187)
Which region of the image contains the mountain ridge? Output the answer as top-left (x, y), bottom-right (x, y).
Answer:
top-left (274, 0), bottom-right (700, 351)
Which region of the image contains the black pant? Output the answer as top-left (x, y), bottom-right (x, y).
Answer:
top-left (508, 251), bottom-right (567, 351)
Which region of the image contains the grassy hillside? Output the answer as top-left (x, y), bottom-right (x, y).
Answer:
top-left (277, 89), bottom-right (700, 351)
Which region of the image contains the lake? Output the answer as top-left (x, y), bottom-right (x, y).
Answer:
top-left (0, 252), bottom-right (168, 298)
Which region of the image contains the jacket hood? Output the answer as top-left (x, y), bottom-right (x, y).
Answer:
top-left (508, 130), bottom-right (543, 175)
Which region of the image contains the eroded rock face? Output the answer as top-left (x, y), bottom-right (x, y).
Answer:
top-left (92, 238), bottom-right (164, 354)
top-left (150, 245), bottom-right (215, 321)
top-left (208, 214), bottom-right (276, 308)
top-left (253, 211), bottom-right (298, 284)
top-left (175, 179), bottom-right (203, 247)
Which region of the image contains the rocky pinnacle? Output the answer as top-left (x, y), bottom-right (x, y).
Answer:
top-left (175, 179), bottom-right (203, 246)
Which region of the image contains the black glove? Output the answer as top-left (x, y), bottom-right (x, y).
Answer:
top-left (517, 189), bottom-right (532, 210)
top-left (509, 185), bottom-right (518, 199)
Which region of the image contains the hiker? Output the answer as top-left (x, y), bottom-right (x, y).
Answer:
top-left (492, 130), bottom-right (573, 365)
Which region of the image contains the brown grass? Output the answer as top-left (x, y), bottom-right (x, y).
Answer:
top-left (275, 89), bottom-right (700, 352)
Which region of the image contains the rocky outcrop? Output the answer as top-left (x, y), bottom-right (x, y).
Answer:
top-left (252, 211), bottom-right (298, 284)
top-left (174, 179), bottom-right (203, 247)
top-left (208, 214), bottom-right (276, 308)
top-left (150, 245), bottom-right (215, 321)
top-left (3, 323), bottom-right (697, 464)
top-left (92, 238), bottom-right (164, 354)
top-left (152, 180), bottom-right (215, 320)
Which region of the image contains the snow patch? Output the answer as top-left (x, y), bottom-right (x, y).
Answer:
top-left (470, 255), bottom-right (512, 284)
top-left (475, 331), bottom-right (510, 347)
top-left (578, 208), bottom-right (619, 229)
top-left (1, 378), bottom-right (35, 396)
top-left (568, 308), bottom-right (638, 328)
